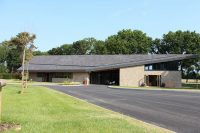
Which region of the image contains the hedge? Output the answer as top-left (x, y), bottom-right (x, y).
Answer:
top-left (0, 73), bottom-right (21, 79)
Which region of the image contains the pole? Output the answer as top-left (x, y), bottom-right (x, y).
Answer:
top-left (25, 62), bottom-right (29, 89)
top-left (21, 47), bottom-right (26, 94)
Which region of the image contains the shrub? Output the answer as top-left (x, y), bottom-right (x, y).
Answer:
top-left (161, 83), bottom-right (166, 87)
top-left (12, 73), bottom-right (21, 79)
top-left (61, 80), bottom-right (80, 85)
top-left (2, 73), bottom-right (12, 79)
top-left (0, 73), bottom-right (21, 79)
top-left (140, 82), bottom-right (146, 87)
top-left (63, 80), bottom-right (71, 85)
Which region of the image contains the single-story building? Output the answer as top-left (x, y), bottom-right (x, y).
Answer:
top-left (18, 54), bottom-right (197, 88)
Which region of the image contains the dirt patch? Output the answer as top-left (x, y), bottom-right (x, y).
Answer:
top-left (0, 123), bottom-right (21, 132)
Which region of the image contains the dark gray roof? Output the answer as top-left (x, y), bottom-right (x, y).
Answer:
top-left (18, 54), bottom-right (198, 72)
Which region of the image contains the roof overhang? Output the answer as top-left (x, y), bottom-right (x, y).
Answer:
top-left (18, 54), bottom-right (199, 72)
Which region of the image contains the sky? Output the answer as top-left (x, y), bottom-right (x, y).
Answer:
top-left (0, 0), bottom-right (200, 51)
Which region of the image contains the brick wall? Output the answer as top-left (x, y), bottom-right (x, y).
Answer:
top-left (120, 65), bottom-right (181, 88)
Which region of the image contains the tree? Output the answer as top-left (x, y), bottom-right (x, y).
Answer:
top-left (0, 41), bottom-right (20, 72)
top-left (0, 41), bottom-right (9, 63)
top-left (184, 65), bottom-right (195, 83)
top-left (11, 32), bottom-right (36, 94)
top-left (194, 62), bottom-right (200, 84)
top-left (72, 38), bottom-right (108, 55)
top-left (59, 44), bottom-right (74, 55)
top-left (0, 42), bottom-right (9, 73)
top-left (151, 31), bottom-right (200, 54)
top-left (72, 38), bottom-right (97, 55)
top-left (33, 50), bottom-right (48, 56)
top-left (0, 65), bottom-right (7, 73)
top-left (48, 44), bottom-right (74, 55)
top-left (48, 47), bottom-right (62, 55)
top-left (151, 30), bottom-right (200, 80)
top-left (91, 40), bottom-right (107, 54)
top-left (6, 46), bottom-right (21, 72)
top-left (105, 29), bottom-right (153, 54)
top-left (48, 38), bottom-right (107, 55)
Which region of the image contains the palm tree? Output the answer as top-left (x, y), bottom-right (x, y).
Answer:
top-left (11, 32), bottom-right (36, 94)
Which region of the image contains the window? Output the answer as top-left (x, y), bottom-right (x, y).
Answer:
top-left (145, 61), bottom-right (178, 71)
top-left (144, 65), bottom-right (153, 71)
top-left (37, 73), bottom-right (44, 77)
top-left (53, 73), bottom-right (73, 79)
top-left (145, 66), bottom-right (149, 70)
top-left (149, 65), bottom-right (153, 70)
top-left (37, 72), bottom-right (73, 79)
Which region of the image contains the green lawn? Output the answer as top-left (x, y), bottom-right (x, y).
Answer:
top-left (182, 83), bottom-right (200, 89)
top-left (1, 84), bottom-right (171, 133)
top-left (182, 79), bottom-right (200, 89)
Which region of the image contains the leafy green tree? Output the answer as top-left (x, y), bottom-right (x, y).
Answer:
top-left (0, 41), bottom-right (9, 63)
top-left (151, 30), bottom-right (200, 54)
top-left (6, 46), bottom-right (21, 72)
top-left (0, 41), bottom-right (20, 72)
top-left (91, 40), bottom-right (107, 54)
top-left (105, 29), bottom-right (153, 54)
top-left (33, 51), bottom-right (48, 56)
top-left (194, 62), bottom-right (200, 83)
top-left (48, 47), bottom-right (62, 55)
top-left (48, 39), bottom-right (107, 55)
top-left (151, 30), bottom-right (200, 80)
top-left (48, 44), bottom-right (74, 55)
top-left (59, 44), bottom-right (74, 55)
top-left (0, 42), bottom-right (9, 73)
top-left (0, 65), bottom-right (7, 73)
top-left (72, 38), bottom-right (97, 55)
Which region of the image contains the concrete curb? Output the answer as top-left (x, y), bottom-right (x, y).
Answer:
top-left (108, 86), bottom-right (200, 93)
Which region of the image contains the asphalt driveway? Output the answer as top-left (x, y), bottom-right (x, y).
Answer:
top-left (44, 85), bottom-right (200, 133)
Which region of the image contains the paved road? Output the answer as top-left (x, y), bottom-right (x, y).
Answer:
top-left (44, 85), bottom-right (200, 133)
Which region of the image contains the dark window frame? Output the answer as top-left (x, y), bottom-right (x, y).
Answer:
top-left (37, 72), bottom-right (73, 79)
top-left (144, 61), bottom-right (179, 71)
top-left (52, 72), bottom-right (73, 79)
top-left (37, 73), bottom-right (45, 77)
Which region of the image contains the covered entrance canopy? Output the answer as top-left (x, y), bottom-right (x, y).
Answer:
top-left (90, 69), bottom-right (119, 85)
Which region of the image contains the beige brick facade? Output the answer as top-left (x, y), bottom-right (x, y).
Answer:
top-left (120, 65), bottom-right (181, 88)
top-left (72, 73), bottom-right (89, 83)
top-left (30, 66), bottom-right (182, 88)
